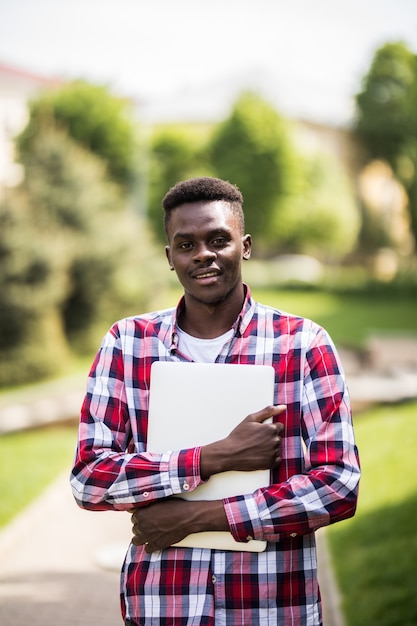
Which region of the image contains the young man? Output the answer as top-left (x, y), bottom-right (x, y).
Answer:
top-left (71, 177), bottom-right (360, 625)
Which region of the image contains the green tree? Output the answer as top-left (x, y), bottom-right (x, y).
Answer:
top-left (0, 183), bottom-right (72, 386)
top-left (0, 126), bottom-right (158, 387)
top-left (209, 92), bottom-right (299, 250)
top-left (275, 153), bottom-right (361, 259)
top-left (147, 125), bottom-right (211, 241)
top-left (17, 80), bottom-right (140, 188)
top-left (355, 41), bottom-right (417, 244)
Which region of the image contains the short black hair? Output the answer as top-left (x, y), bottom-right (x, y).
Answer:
top-left (162, 177), bottom-right (245, 238)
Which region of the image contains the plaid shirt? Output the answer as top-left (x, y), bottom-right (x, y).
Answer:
top-left (71, 287), bottom-right (360, 626)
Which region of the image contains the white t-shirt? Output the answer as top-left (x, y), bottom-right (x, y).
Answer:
top-left (177, 326), bottom-right (234, 363)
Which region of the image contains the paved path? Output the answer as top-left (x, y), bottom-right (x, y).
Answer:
top-left (0, 374), bottom-right (86, 434)
top-left (0, 471), bottom-right (132, 625)
top-left (0, 470), bottom-right (343, 625)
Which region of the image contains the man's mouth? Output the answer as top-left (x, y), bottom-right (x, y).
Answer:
top-left (194, 270), bottom-right (220, 280)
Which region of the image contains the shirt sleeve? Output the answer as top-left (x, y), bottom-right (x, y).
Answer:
top-left (224, 324), bottom-right (361, 544)
top-left (70, 325), bottom-right (203, 511)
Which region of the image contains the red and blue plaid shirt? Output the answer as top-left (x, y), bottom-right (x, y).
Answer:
top-left (71, 287), bottom-right (360, 625)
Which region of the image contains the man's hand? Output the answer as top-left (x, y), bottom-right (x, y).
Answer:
top-left (200, 404), bottom-right (286, 479)
top-left (131, 498), bottom-right (228, 553)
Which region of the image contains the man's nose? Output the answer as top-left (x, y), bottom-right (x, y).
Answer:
top-left (193, 244), bottom-right (216, 263)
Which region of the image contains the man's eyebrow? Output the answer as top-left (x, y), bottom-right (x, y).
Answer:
top-left (172, 231), bottom-right (192, 240)
top-left (172, 228), bottom-right (231, 240)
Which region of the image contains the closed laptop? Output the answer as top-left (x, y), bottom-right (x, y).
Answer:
top-left (146, 361), bottom-right (275, 551)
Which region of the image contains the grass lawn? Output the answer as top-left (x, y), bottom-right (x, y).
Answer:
top-left (0, 423), bottom-right (78, 529)
top-left (250, 289), bottom-right (417, 349)
top-left (327, 400), bottom-right (417, 626)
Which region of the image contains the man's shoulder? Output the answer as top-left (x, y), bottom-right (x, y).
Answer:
top-left (253, 299), bottom-right (322, 334)
top-left (254, 299), bottom-right (306, 322)
top-left (110, 307), bottom-right (176, 335)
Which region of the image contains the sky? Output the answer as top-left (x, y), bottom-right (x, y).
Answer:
top-left (0, 0), bottom-right (416, 127)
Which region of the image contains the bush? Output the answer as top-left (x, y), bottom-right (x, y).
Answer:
top-left (0, 127), bottom-right (163, 387)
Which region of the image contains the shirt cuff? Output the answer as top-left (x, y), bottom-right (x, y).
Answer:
top-left (223, 494), bottom-right (265, 543)
top-left (169, 446), bottom-right (203, 495)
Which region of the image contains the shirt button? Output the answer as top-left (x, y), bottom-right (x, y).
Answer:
top-left (182, 482), bottom-right (190, 491)
top-left (143, 492), bottom-right (149, 498)
top-left (290, 532), bottom-right (297, 537)
top-left (212, 575), bottom-right (217, 583)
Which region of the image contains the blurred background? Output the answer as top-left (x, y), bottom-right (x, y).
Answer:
top-left (0, 1), bottom-right (416, 625)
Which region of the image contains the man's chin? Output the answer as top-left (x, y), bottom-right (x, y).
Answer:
top-left (185, 285), bottom-right (233, 307)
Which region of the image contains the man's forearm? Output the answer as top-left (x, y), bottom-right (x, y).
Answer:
top-left (200, 441), bottom-right (233, 480)
top-left (188, 499), bottom-right (229, 533)
top-left (131, 497), bottom-right (229, 552)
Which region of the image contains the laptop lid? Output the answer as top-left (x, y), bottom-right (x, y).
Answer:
top-left (147, 361), bottom-right (275, 551)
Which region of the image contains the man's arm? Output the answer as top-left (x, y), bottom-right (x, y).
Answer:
top-left (223, 326), bottom-right (361, 545)
top-left (70, 323), bottom-right (204, 512)
top-left (130, 404), bottom-right (286, 552)
top-left (131, 498), bottom-right (228, 552)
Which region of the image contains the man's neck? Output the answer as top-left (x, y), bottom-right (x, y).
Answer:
top-left (179, 287), bottom-right (245, 339)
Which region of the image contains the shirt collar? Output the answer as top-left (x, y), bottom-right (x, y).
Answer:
top-left (169, 284), bottom-right (255, 352)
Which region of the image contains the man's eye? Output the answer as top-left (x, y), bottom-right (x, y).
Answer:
top-left (212, 238), bottom-right (227, 247)
top-left (178, 242), bottom-right (193, 250)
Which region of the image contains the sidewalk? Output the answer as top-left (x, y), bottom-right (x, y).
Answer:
top-left (0, 469), bottom-right (343, 626)
top-left (0, 471), bottom-right (132, 625)
top-left (0, 374), bottom-right (86, 434)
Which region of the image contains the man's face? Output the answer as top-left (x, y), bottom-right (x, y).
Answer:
top-left (165, 200), bottom-right (251, 306)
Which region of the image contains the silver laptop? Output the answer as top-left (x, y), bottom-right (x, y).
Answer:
top-left (146, 361), bottom-right (275, 551)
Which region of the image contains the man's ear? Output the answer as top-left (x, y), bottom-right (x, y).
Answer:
top-left (165, 246), bottom-right (175, 270)
top-left (242, 234), bottom-right (252, 260)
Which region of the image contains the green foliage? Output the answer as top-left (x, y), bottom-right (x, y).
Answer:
top-left (147, 125), bottom-right (211, 242)
top-left (21, 127), bottom-right (126, 344)
top-left (209, 92), bottom-right (298, 248)
top-left (273, 153), bottom-right (360, 259)
top-left (208, 92), bottom-right (360, 259)
top-left (356, 42), bottom-right (416, 167)
top-left (0, 183), bottom-right (72, 385)
top-left (0, 126), bottom-right (160, 386)
top-left (145, 92), bottom-right (362, 260)
top-left (327, 401), bottom-right (417, 626)
top-left (355, 41), bottom-right (417, 243)
top-left (17, 80), bottom-right (139, 187)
